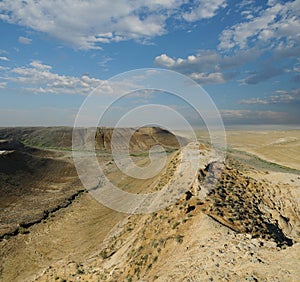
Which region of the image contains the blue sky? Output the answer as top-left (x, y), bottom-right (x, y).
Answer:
top-left (0, 0), bottom-right (299, 126)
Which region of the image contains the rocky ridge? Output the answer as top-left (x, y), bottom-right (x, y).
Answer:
top-left (33, 145), bottom-right (299, 282)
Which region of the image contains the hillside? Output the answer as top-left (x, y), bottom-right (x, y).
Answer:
top-left (0, 126), bottom-right (184, 152)
top-left (0, 139), bottom-right (81, 238)
top-left (33, 153), bottom-right (300, 282)
top-left (0, 127), bottom-right (183, 239)
top-left (0, 127), bottom-right (185, 281)
top-left (0, 128), bottom-right (299, 281)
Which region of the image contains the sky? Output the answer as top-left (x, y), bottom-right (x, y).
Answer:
top-left (0, 0), bottom-right (299, 127)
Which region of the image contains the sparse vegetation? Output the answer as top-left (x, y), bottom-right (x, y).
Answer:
top-left (227, 148), bottom-right (300, 175)
top-left (18, 226), bottom-right (29, 234)
top-left (175, 235), bottom-right (184, 244)
top-left (100, 250), bottom-right (108, 259)
top-left (199, 160), bottom-right (293, 246)
top-left (1, 127), bottom-right (299, 281)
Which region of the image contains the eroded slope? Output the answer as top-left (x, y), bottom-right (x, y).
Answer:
top-left (34, 149), bottom-right (300, 282)
top-left (0, 140), bottom-right (81, 238)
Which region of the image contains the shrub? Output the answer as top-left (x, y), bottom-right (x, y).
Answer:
top-left (175, 235), bottom-right (184, 244)
top-left (100, 250), bottom-right (108, 259)
top-left (141, 254), bottom-right (148, 261)
top-left (18, 226), bottom-right (29, 234)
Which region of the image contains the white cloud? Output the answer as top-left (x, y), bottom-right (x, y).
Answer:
top-left (0, 0), bottom-right (227, 49)
top-left (157, 49), bottom-right (261, 71)
top-left (154, 54), bottom-right (175, 67)
top-left (0, 56), bottom-right (9, 61)
top-left (155, 51), bottom-right (220, 71)
top-left (240, 88), bottom-right (300, 105)
top-left (154, 0), bottom-right (300, 85)
top-left (271, 88), bottom-right (300, 103)
top-left (240, 67), bottom-right (287, 85)
top-left (29, 61), bottom-right (52, 70)
top-left (154, 49), bottom-right (260, 84)
top-left (0, 82), bottom-right (7, 88)
top-left (0, 49), bottom-right (8, 55)
top-left (1, 60), bottom-right (142, 96)
top-left (7, 61), bottom-right (104, 95)
top-left (221, 109), bottom-right (252, 118)
top-left (219, 0), bottom-right (300, 52)
top-left (237, 0), bottom-right (256, 9)
top-left (183, 0), bottom-right (227, 21)
top-left (154, 52), bottom-right (221, 83)
top-left (98, 56), bottom-right (113, 68)
top-left (18, 36), bottom-right (32, 44)
top-left (221, 109), bottom-right (288, 123)
top-left (190, 72), bottom-right (226, 84)
top-left (239, 98), bottom-right (269, 105)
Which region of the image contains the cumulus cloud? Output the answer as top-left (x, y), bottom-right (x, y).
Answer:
top-left (18, 36), bottom-right (32, 44)
top-left (154, 49), bottom-right (260, 84)
top-left (29, 61), bottom-right (51, 70)
top-left (218, 0), bottom-right (300, 52)
top-left (154, 54), bottom-right (176, 67)
top-left (0, 0), bottom-right (227, 50)
top-left (6, 61), bottom-right (104, 95)
top-left (155, 51), bottom-right (221, 73)
top-left (1, 60), bottom-right (142, 96)
top-left (183, 0), bottom-right (227, 21)
top-left (154, 51), bottom-right (220, 83)
top-left (155, 0), bottom-right (300, 86)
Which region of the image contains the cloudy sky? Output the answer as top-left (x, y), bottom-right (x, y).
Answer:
top-left (0, 0), bottom-right (299, 126)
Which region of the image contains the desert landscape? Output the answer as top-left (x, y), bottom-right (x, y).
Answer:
top-left (0, 127), bottom-right (299, 282)
top-left (1, 1), bottom-right (299, 281)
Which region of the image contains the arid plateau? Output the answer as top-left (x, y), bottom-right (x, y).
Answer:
top-left (0, 127), bottom-right (299, 282)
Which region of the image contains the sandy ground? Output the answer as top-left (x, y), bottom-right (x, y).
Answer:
top-left (29, 140), bottom-right (300, 281)
top-left (0, 129), bottom-right (299, 281)
top-left (0, 148), bottom-right (179, 282)
top-left (32, 162), bottom-right (300, 282)
top-left (177, 129), bottom-right (300, 170)
top-left (225, 130), bottom-right (300, 170)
